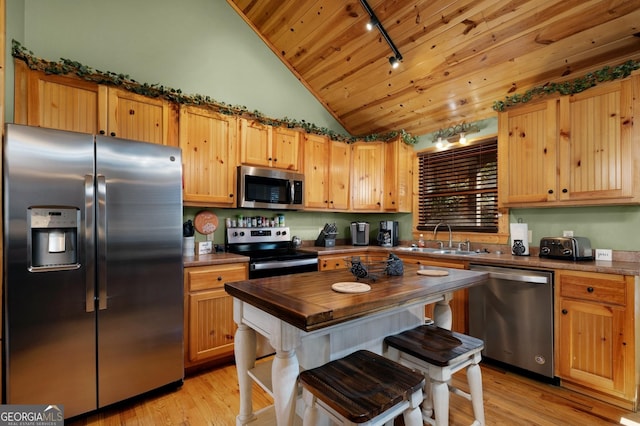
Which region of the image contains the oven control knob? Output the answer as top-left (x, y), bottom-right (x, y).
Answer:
top-left (540, 246), bottom-right (550, 255)
top-left (281, 230), bottom-right (287, 236)
top-left (563, 248), bottom-right (572, 256)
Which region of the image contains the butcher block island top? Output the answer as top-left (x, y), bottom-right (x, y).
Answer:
top-left (224, 264), bottom-right (488, 332)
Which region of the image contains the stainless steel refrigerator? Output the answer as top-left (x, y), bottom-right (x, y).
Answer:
top-left (3, 124), bottom-right (184, 418)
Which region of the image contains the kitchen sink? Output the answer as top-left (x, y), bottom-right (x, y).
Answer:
top-left (395, 247), bottom-right (486, 256)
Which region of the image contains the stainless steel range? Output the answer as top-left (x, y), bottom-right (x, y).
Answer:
top-left (226, 226), bottom-right (318, 279)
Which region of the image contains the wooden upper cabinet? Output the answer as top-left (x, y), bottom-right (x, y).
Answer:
top-left (383, 138), bottom-right (414, 212)
top-left (239, 118), bottom-right (301, 171)
top-left (498, 99), bottom-right (558, 206)
top-left (14, 59), bottom-right (102, 134)
top-left (303, 134), bottom-right (350, 210)
top-left (106, 87), bottom-right (177, 146)
top-left (272, 126), bottom-right (301, 171)
top-left (239, 118), bottom-right (272, 167)
top-left (179, 105), bottom-right (237, 207)
top-left (499, 74), bottom-right (640, 207)
top-left (350, 141), bottom-right (385, 211)
top-left (558, 79), bottom-right (635, 202)
top-left (328, 140), bottom-right (351, 210)
top-left (14, 60), bottom-right (178, 146)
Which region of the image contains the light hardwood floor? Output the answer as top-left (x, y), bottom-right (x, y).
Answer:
top-left (67, 358), bottom-right (640, 426)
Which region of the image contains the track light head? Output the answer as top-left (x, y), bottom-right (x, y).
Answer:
top-left (366, 19), bottom-right (377, 31)
top-left (389, 56), bottom-right (400, 68)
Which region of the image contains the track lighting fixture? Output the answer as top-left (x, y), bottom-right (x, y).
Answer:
top-left (360, 0), bottom-right (403, 69)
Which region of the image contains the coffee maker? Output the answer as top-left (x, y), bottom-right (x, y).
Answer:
top-left (378, 220), bottom-right (399, 247)
top-left (350, 221), bottom-right (370, 246)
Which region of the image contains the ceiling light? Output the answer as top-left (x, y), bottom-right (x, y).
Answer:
top-left (366, 19), bottom-right (377, 31)
top-left (432, 123), bottom-right (480, 147)
top-left (360, 0), bottom-right (403, 69)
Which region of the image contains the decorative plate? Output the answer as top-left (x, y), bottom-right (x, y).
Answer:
top-left (194, 210), bottom-right (219, 235)
top-left (331, 282), bottom-right (371, 293)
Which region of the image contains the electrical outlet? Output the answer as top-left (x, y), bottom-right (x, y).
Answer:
top-left (595, 249), bottom-right (612, 261)
top-left (563, 230), bottom-right (574, 237)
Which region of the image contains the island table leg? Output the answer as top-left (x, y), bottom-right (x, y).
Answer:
top-left (433, 292), bottom-right (453, 330)
top-left (234, 323), bottom-right (257, 426)
top-left (272, 349), bottom-right (299, 426)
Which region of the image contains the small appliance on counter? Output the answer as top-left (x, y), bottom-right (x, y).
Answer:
top-left (378, 220), bottom-right (399, 247)
top-left (510, 222), bottom-right (530, 256)
top-left (539, 236), bottom-right (593, 260)
top-left (350, 221), bottom-right (370, 246)
top-left (315, 223), bottom-right (338, 247)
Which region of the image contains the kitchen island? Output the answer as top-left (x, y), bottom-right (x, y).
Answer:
top-left (224, 264), bottom-right (488, 426)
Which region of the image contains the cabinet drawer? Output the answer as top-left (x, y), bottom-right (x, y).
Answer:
top-left (558, 270), bottom-right (627, 306)
top-left (186, 264), bottom-right (248, 292)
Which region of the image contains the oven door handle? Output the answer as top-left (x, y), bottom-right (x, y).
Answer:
top-left (252, 258), bottom-right (318, 271)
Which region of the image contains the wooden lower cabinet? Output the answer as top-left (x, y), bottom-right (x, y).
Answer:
top-left (397, 255), bottom-right (468, 333)
top-left (555, 269), bottom-right (637, 410)
top-left (183, 262), bottom-right (248, 369)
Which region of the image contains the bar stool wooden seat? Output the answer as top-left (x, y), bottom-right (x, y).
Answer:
top-left (384, 325), bottom-right (485, 426)
top-left (298, 349), bottom-right (425, 426)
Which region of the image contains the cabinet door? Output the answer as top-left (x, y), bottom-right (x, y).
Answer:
top-left (328, 140), bottom-right (351, 210)
top-left (188, 288), bottom-right (236, 363)
top-left (14, 59), bottom-right (102, 134)
top-left (558, 298), bottom-right (628, 396)
top-left (350, 142), bottom-right (385, 211)
top-left (384, 139), bottom-right (413, 212)
top-left (304, 133), bottom-right (330, 209)
top-left (239, 118), bottom-right (272, 167)
top-left (180, 106), bottom-right (237, 206)
top-left (184, 263), bottom-right (248, 365)
top-left (498, 99), bottom-right (558, 206)
top-left (272, 127), bottom-right (301, 171)
top-left (106, 87), bottom-right (175, 145)
top-left (558, 79), bottom-right (634, 201)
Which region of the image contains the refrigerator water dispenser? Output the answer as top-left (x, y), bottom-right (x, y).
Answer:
top-left (28, 207), bottom-right (80, 270)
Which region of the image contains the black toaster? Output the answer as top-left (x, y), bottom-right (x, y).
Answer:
top-left (539, 237), bottom-right (594, 261)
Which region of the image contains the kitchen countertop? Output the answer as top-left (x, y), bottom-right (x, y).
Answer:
top-left (305, 245), bottom-right (640, 276)
top-left (224, 264), bottom-right (488, 332)
top-left (183, 252), bottom-right (249, 268)
top-left (182, 244), bottom-right (640, 276)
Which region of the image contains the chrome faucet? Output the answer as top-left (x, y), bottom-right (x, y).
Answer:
top-left (433, 222), bottom-right (452, 249)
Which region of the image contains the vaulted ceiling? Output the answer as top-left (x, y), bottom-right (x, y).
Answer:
top-left (227, 0), bottom-right (640, 138)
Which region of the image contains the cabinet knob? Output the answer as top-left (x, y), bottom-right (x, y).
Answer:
top-left (548, 189), bottom-right (554, 194)
top-left (229, 194), bottom-right (234, 198)
top-left (562, 188), bottom-right (568, 193)
top-left (110, 132), bottom-right (116, 137)
top-left (587, 287), bottom-right (594, 293)
top-left (99, 130), bottom-right (105, 135)
top-left (562, 309), bottom-right (568, 315)
top-left (217, 276), bottom-right (223, 281)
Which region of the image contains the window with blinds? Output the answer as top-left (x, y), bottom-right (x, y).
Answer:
top-left (417, 138), bottom-right (498, 233)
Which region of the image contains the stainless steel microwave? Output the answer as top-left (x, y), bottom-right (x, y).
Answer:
top-left (237, 165), bottom-right (304, 209)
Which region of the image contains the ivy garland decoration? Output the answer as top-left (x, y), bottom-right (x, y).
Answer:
top-left (492, 59), bottom-right (640, 112)
top-left (11, 40), bottom-right (419, 145)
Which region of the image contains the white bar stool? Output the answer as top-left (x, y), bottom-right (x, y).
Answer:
top-left (298, 349), bottom-right (425, 426)
top-left (385, 325), bottom-right (485, 426)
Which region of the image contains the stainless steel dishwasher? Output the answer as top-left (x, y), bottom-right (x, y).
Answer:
top-left (468, 264), bottom-right (555, 379)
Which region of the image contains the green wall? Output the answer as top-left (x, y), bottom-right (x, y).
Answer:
top-left (5, 1), bottom-right (640, 251)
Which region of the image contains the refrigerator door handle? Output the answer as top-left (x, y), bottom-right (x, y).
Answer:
top-left (97, 175), bottom-right (108, 310)
top-left (85, 175), bottom-right (96, 312)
